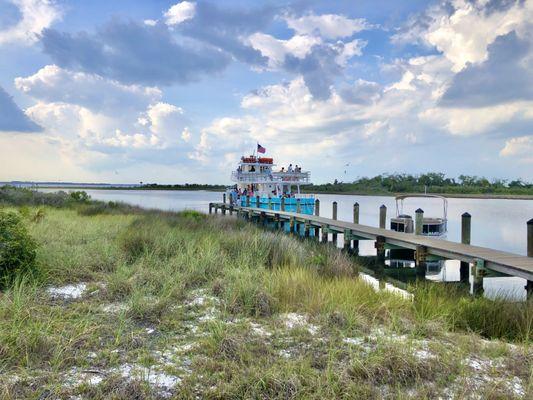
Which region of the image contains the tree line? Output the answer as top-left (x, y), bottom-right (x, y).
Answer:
top-left (302, 173), bottom-right (533, 195)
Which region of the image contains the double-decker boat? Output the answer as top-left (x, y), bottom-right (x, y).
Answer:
top-left (227, 154), bottom-right (314, 214)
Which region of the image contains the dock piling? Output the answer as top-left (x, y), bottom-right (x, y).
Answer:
top-left (321, 224), bottom-right (328, 243)
top-left (460, 212), bottom-right (471, 282)
top-left (526, 219), bottom-right (533, 298)
top-left (415, 245), bottom-right (427, 278)
top-left (281, 197), bottom-right (285, 212)
top-left (223, 193), bottom-right (226, 204)
top-left (472, 259), bottom-right (485, 296)
top-left (256, 195), bottom-right (260, 208)
top-left (343, 229), bottom-right (351, 251)
top-left (332, 202), bottom-right (338, 245)
top-left (209, 203), bottom-right (213, 214)
top-left (352, 202), bottom-right (359, 254)
top-left (246, 195), bottom-right (250, 207)
top-left (375, 235), bottom-right (386, 265)
top-left (314, 199), bottom-right (320, 237)
top-left (379, 205), bottom-right (386, 229)
top-left (527, 218), bottom-right (533, 257)
top-left (268, 195), bottom-right (272, 210)
top-left (415, 208), bottom-right (424, 235)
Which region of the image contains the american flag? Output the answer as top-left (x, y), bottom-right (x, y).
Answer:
top-left (257, 143), bottom-right (266, 154)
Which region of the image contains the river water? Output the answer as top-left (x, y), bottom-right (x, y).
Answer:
top-left (42, 189), bottom-right (533, 300)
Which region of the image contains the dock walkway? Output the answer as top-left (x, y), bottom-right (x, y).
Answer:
top-left (210, 203), bottom-right (533, 283)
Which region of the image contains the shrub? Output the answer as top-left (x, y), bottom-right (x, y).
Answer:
top-left (0, 210), bottom-right (37, 284)
top-left (69, 191), bottom-right (90, 203)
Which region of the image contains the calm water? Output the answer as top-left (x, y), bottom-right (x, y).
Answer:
top-left (42, 189), bottom-right (533, 300)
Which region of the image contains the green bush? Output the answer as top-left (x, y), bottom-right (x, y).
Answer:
top-left (0, 210), bottom-right (37, 284)
top-left (69, 191), bottom-right (90, 203)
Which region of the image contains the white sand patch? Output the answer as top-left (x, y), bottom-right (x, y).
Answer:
top-left (250, 322), bottom-right (272, 337)
top-left (101, 302), bottom-right (129, 313)
top-left (342, 337), bottom-right (365, 346)
top-left (368, 327), bottom-right (408, 342)
top-left (186, 289), bottom-right (220, 307)
top-left (47, 283), bottom-right (87, 300)
top-left (279, 349), bottom-right (292, 358)
top-left (64, 368), bottom-right (105, 387)
top-left (113, 364), bottom-right (180, 398)
top-left (279, 313), bottom-right (319, 335)
top-left (506, 376), bottom-right (525, 397)
top-left (198, 307), bottom-right (219, 322)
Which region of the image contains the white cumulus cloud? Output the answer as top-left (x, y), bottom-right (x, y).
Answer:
top-left (500, 135), bottom-right (533, 163)
top-left (0, 0), bottom-right (62, 46)
top-left (164, 1), bottom-right (196, 26)
top-left (15, 65), bottom-right (162, 112)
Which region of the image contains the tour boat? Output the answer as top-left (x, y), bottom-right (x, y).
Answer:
top-left (390, 194), bottom-right (448, 237)
top-left (227, 153), bottom-right (314, 214)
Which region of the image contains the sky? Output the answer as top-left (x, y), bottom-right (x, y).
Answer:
top-left (0, 0), bottom-right (532, 184)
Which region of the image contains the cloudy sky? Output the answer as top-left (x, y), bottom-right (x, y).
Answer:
top-left (0, 0), bottom-right (531, 184)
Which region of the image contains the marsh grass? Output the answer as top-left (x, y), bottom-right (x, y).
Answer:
top-left (0, 189), bottom-right (531, 398)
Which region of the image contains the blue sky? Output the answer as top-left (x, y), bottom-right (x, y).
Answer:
top-left (0, 0), bottom-right (532, 183)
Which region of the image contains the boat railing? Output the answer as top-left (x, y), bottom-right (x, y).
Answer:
top-left (272, 171), bottom-right (311, 183)
top-left (231, 171), bottom-right (311, 184)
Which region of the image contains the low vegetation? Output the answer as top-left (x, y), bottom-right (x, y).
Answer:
top-left (303, 173), bottom-right (533, 196)
top-left (0, 188), bottom-right (531, 399)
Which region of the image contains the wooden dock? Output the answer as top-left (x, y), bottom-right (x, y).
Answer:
top-left (209, 202), bottom-right (533, 285)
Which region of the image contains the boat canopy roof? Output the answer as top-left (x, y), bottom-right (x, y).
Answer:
top-left (394, 194), bottom-right (448, 202)
top-left (394, 194), bottom-right (448, 220)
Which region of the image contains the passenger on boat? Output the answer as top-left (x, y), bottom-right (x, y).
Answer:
top-left (280, 167), bottom-right (285, 173)
top-left (288, 164), bottom-right (293, 172)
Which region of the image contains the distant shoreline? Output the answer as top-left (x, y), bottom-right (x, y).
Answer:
top-left (34, 186), bottom-right (533, 200)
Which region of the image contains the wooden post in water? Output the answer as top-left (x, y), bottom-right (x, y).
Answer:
top-left (526, 219), bottom-right (533, 298)
top-left (275, 213), bottom-right (281, 230)
top-left (460, 212), bottom-right (471, 282)
top-left (343, 229), bottom-right (351, 251)
top-left (415, 208), bottom-right (424, 235)
top-left (304, 220), bottom-right (310, 238)
top-left (214, 205), bottom-right (218, 214)
top-left (246, 195), bottom-right (250, 207)
top-left (314, 199), bottom-right (320, 237)
top-left (472, 259), bottom-right (485, 296)
top-left (256, 195), bottom-right (260, 208)
top-left (321, 224), bottom-right (328, 243)
top-left (229, 204), bottom-right (234, 216)
top-left (415, 245), bottom-right (427, 279)
top-left (209, 203), bottom-right (213, 214)
top-left (352, 202), bottom-right (359, 254)
top-left (332, 202), bottom-right (338, 245)
top-left (295, 199), bottom-right (302, 235)
top-left (375, 235), bottom-right (386, 265)
top-left (223, 193), bottom-right (226, 204)
top-left (281, 197), bottom-right (285, 212)
top-left (289, 216), bottom-right (295, 234)
top-left (379, 205), bottom-right (386, 229)
top-left (222, 204), bottom-right (226, 215)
